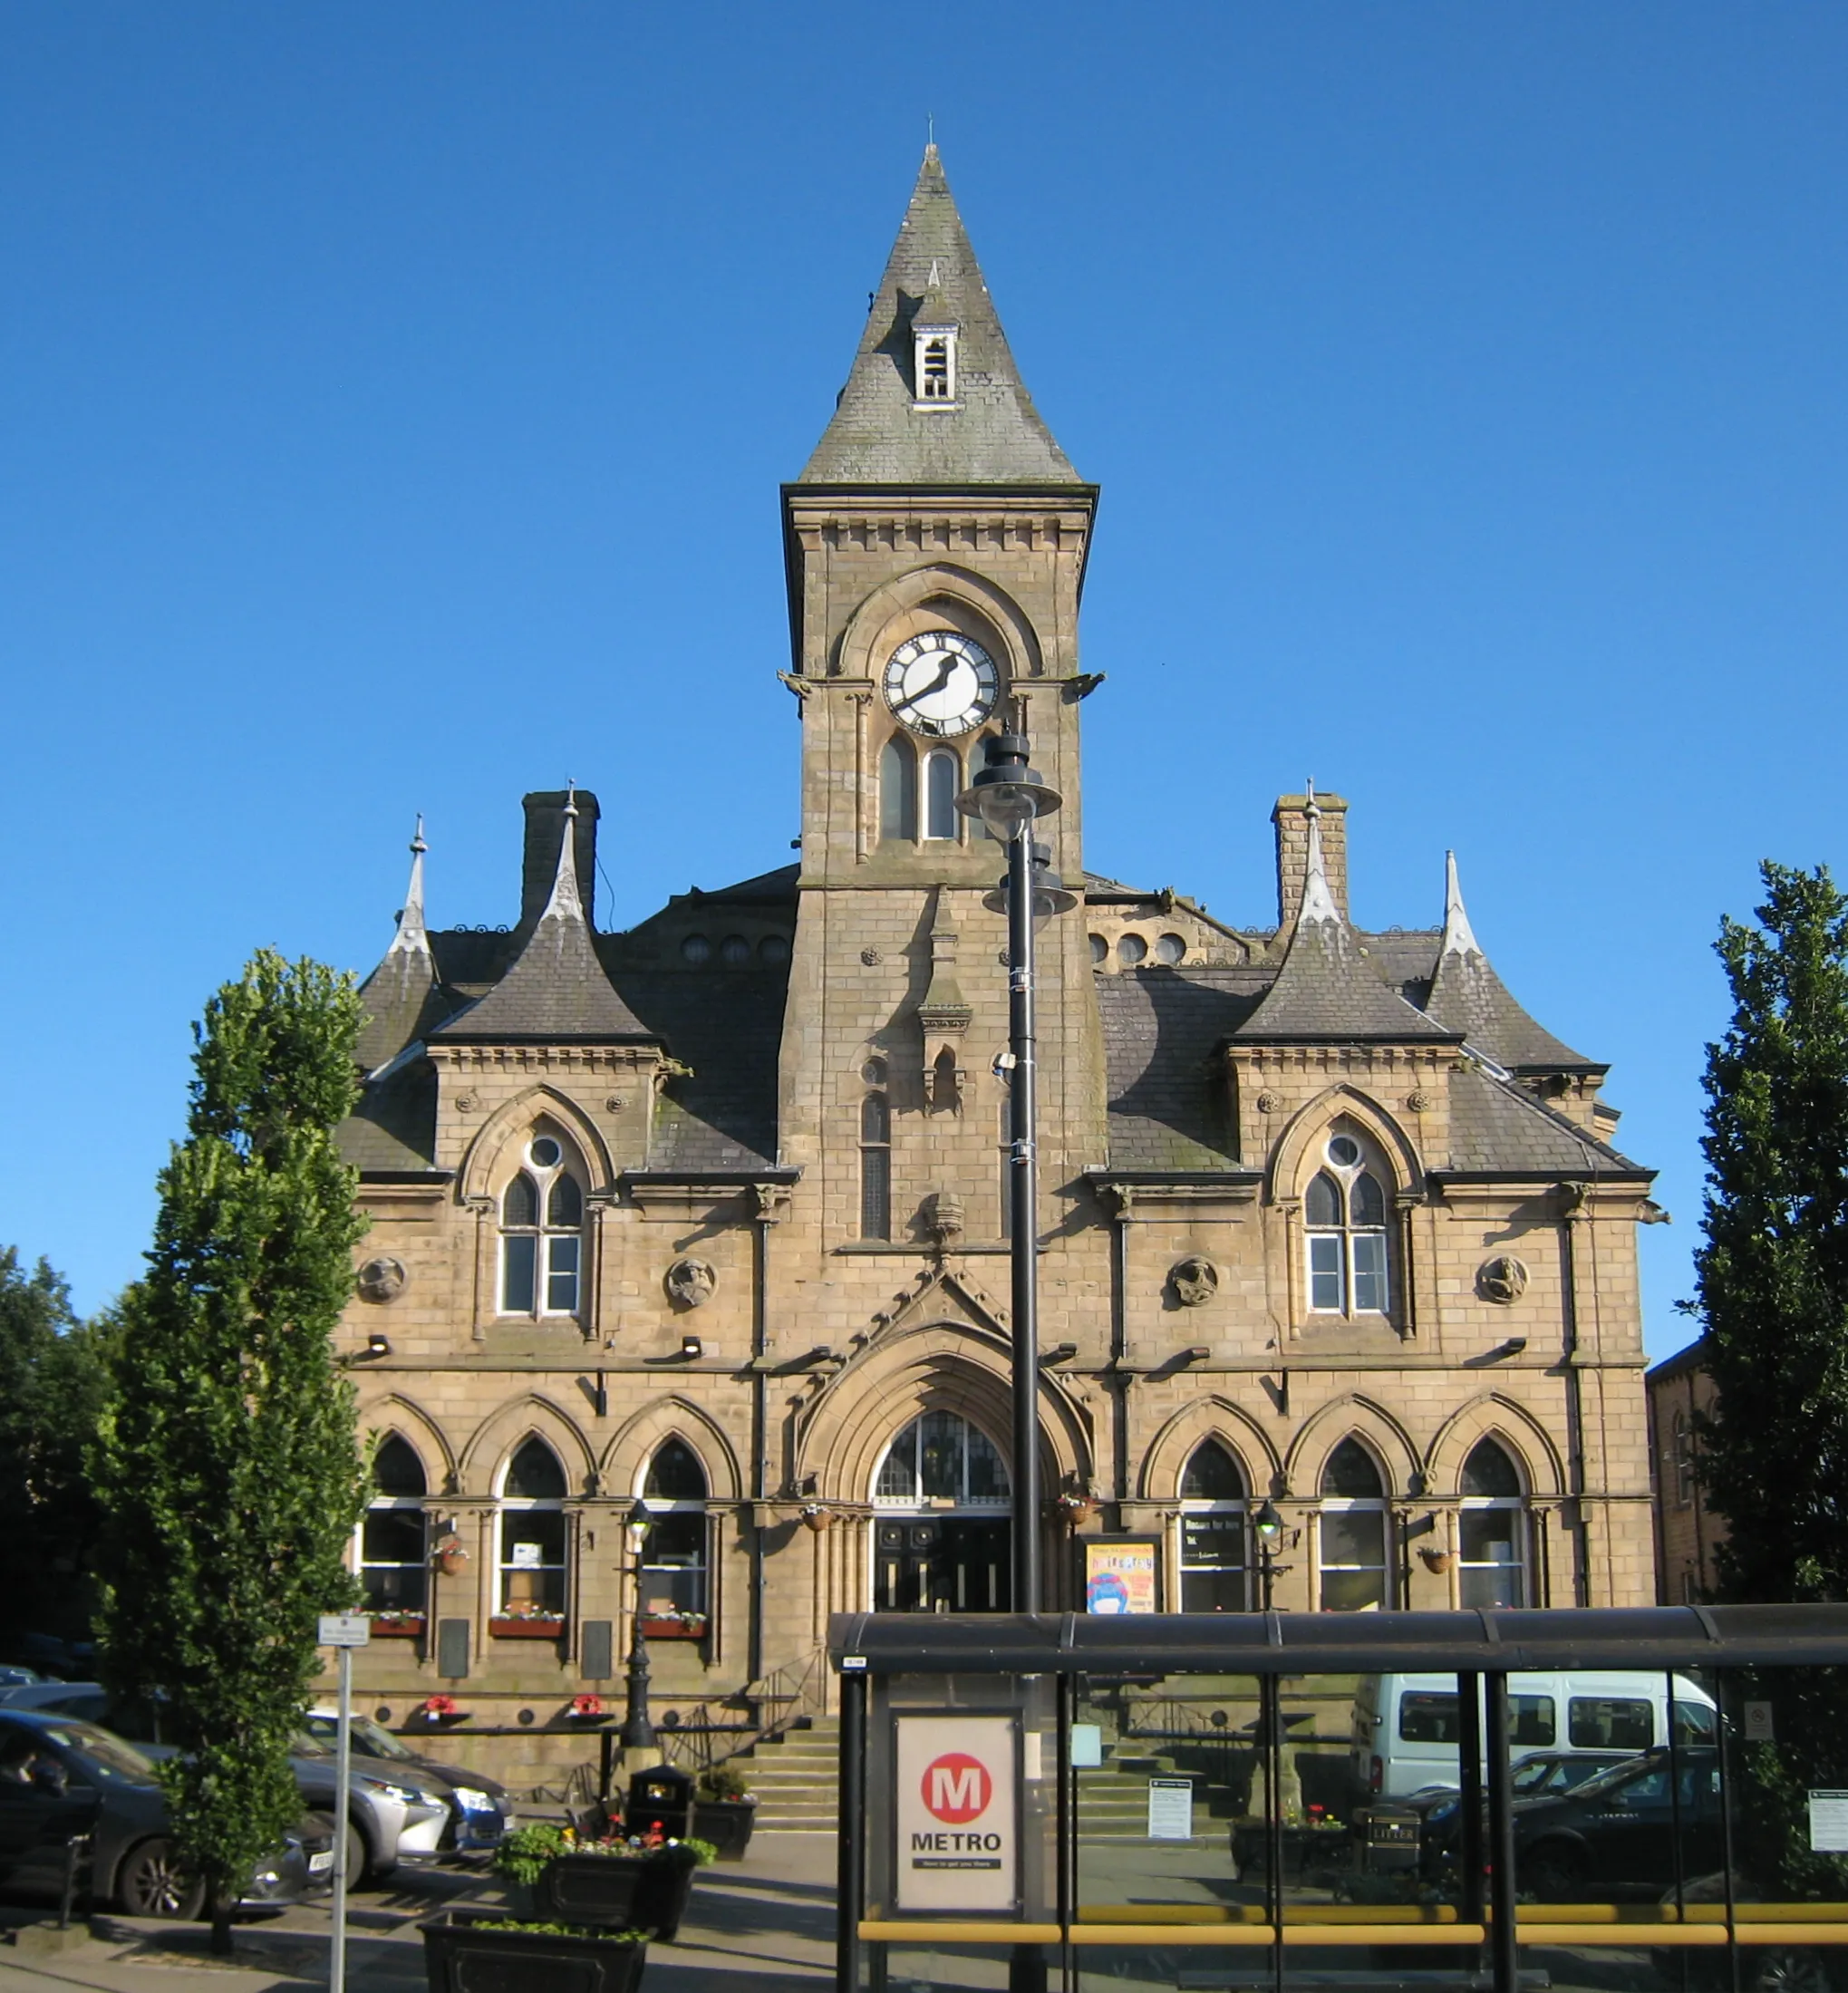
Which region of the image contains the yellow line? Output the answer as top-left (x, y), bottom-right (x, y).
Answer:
top-left (1518, 1925), bottom-right (1727, 1948)
top-left (1066, 1927), bottom-right (1278, 1947)
top-left (857, 1923), bottom-right (1061, 1943)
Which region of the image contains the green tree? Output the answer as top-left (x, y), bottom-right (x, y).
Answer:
top-left (94, 950), bottom-right (370, 1950)
top-left (1691, 860), bottom-right (1848, 1602)
top-left (0, 1251), bottom-right (115, 1642)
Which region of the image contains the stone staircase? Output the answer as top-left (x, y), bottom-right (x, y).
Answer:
top-left (727, 1718), bottom-right (1243, 1837)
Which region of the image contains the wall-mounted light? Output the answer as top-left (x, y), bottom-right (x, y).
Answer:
top-left (1039, 1342), bottom-right (1078, 1366)
top-left (1498, 1337), bottom-right (1528, 1359)
top-left (1185, 1346), bottom-right (1210, 1362)
top-left (366, 1333), bottom-right (392, 1359)
top-left (680, 1335), bottom-right (703, 1360)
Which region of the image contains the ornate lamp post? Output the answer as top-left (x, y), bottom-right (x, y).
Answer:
top-left (621, 1496), bottom-right (656, 1754)
top-left (955, 731), bottom-right (1074, 1615)
top-left (1253, 1498), bottom-right (1286, 1611)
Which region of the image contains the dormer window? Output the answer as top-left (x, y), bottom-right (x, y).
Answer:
top-left (914, 328), bottom-right (957, 406)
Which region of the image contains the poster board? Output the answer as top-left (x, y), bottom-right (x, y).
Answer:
top-left (1080, 1534), bottom-right (1160, 1614)
top-left (895, 1714), bottom-right (1018, 1911)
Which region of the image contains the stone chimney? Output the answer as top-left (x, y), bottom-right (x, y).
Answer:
top-left (1272, 791), bottom-right (1350, 930)
top-left (521, 789), bottom-right (600, 928)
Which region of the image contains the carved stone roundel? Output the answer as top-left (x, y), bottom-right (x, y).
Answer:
top-left (665, 1257), bottom-right (717, 1310)
top-left (1170, 1255), bottom-right (1220, 1308)
top-left (357, 1256), bottom-right (408, 1304)
top-left (861, 947), bottom-right (883, 966)
top-left (1477, 1255), bottom-right (1530, 1306)
top-left (1253, 1092), bottom-right (1279, 1115)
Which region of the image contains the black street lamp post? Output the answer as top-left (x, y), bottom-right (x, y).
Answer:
top-left (622, 1496), bottom-right (656, 1754)
top-left (1253, 1498), bottom-right (1291, 1611)
top-left (956, 732), bottom-right (1073, 1615)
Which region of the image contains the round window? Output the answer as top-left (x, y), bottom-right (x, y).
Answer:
top-left (1089, 934), bottom-right (1108, 964)
top-left (1327, 1135), bottom-right (1361, 1168)
top-left (721, 934), bottom-right (750, 966)
top-left (1118, 934), bottom-right (1147, 967)
top-left (681, 934), bottom-right (711, 965)
top-left (1156, 933), bottom-right (1186, 965)
top-left (760, 934), bottom-right (790, 966)
top-left (530, 1137), bottom-right (563, 1169)
top-left (862, 1057), bottom-right (888, 1086)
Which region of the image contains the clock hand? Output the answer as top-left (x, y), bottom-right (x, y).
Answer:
top-left (895, 655), bottom-right (959, 719)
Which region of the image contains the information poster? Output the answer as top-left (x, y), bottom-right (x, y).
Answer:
top-left (1809, 1791), bottom-right (1848, 1853)
top-left (895, 1716), bottom-right (1018, 1911)
top-left (1147, 1777), bottom-right (1195, 1841)
top-left (1085, 1539), bottom-right (1157, 1615)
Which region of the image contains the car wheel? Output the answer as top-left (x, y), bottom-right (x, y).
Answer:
top-left (343, 1818), bottom-right (369, 1888)
top-left (117, 1838), bottom-right (207, 1920)
top-left (1522, 1840), bottom-right (1586, 1902)
top-left (1753, 1949), bottom-right (1833, 1993)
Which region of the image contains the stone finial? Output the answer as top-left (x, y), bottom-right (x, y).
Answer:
top-left (385, 816), bottom-right (431, 962)
top-left (1442, 851), bottom-right (1484, 960)
top-left (1272, 789), bottom-right (1350, 930)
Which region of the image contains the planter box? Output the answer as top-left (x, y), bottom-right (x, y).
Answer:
top-left (692, 1798), bottom-right (757, 1862)
top-left (367, 1616), bottom-right (424, 1639)
top-left (637, 1617), bottom-right (706, 1640)
top-left (421, 1908), bottom-right (646, 1993)
top-left (536, 1848), bottom-right (701, 1940)
top-left (489, 1618), bottom-right (566, 1640)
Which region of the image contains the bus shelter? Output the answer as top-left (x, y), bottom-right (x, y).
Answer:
top-left (829, 1605), bottom-right (1848, 1993)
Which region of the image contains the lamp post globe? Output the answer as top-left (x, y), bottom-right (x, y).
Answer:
top-left (622, 1496), bottom-right (656, 1753)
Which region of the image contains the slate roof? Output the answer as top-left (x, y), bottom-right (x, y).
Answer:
top-left (355, 947), bottom-right (456, 1075)
top-left (1098, 970), bottom-right (1261, 1168)
top-left (339, 1062), bottom-right (441, 1175)
top-left (431, 810), bottom-right (653, 1044)
top-left (798, 147), bottom-right (1083, 487)
top-left (1425, 856), bottom-right (1595, 1072)
top-left (1440, 1064), bottom-right (1643, 1178)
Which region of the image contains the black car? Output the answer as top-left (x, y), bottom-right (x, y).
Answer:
top-left (1415, 1746), bottom-right (1642, 1869)
top-left (1424, 1746), bottom-right (1723, 1901)
top-left (0, 1708), bottom-right (334, 1919)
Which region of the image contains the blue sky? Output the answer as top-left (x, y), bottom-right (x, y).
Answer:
top-left (3, 5), bottom-right (1843, 1347)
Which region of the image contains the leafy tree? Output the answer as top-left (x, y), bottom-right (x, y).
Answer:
top-left (0, 1251), bottom-right (115, 1642)
top-left (1690, 861), bottom-right (1848, 1604)
top-left (94, 950), bottom-right (370, 1950)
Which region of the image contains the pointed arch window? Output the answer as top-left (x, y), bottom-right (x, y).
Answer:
top-left (875, 1412), bottom-right (1011, 1509)
top-left (923, 749), bottom-right (960, 840)
top-left (860, 1089), bottom-right (892, 1240)
top-left (359, 1434), bottom-right (428, 1629)
top-left (1458, 1438), bottom-right (1528, 1608)
top-left (499, 1134), bottom-right (585, 1320)
top-left (640, 1438), bottom-right (709, 1635)
top-left (1319, 1437), bottom-right (1390, 1611)
top-left (915, 330), bottom-right (957, 404)
top-left (496, 1437), bottom-right (567, 1630)
top-left (1179, 1440), bottom-right (1248, 1611)
top-left (880, 736), bottom-right (917, 843)
top-left (1303, 1135), bottom-right (1391, 1318)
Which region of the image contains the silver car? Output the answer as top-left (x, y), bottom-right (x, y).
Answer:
top-left (0, 1684), bottom-right (449, 1885)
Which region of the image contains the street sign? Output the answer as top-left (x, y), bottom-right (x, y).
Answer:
top-left (318, 1614), bottom-right (370, 1648)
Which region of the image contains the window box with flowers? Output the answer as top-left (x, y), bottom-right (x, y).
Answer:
top-left (637, 1611), bottom-right (707, 1641)
top-left (491, 1608), bottom-right (567, 1640)
top-left (365, 1611), bottom-right (426, 1639)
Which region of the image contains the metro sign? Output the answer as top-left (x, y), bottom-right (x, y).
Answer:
top-left (923, 1752), bottom-right (992, 1824)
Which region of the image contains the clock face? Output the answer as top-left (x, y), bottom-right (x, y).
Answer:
top-left (882, 631), bottom-right (1001, 738)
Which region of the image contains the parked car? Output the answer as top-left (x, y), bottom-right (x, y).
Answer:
top-left (1414, 1747), bottom-right (1642, 1877)
top-left (1424, 1746), bottom-right (1723, 1901)
top-left (0, 1668), bottom-right (40, 1691)
top-left (0, 1708), bottom-right (334, 1919)
top-left (1353, 1670), bottom-right (1719, 1800)
top-left (0, 1685), bottom-right (450, 1885)
top-left (297, 1707), bottom-right (513, 1858)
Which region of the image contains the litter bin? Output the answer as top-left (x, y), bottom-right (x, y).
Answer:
top-left (1359, 1803), bottom-right (1420, 1873)
top-left (626, 1764), bottom-right (694, 1841)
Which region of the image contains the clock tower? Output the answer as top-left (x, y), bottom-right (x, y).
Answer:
top-left (778, 142), bottom-right (1106, 1249)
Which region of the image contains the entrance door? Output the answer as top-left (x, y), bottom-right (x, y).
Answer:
top-left (875, 1519), bottom-right (1011, 1611)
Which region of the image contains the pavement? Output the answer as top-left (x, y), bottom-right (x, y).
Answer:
top-left (0, 1833), bottom-right (840, 1992)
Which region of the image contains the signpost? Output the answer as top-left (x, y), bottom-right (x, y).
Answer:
top-left (317, 1613), bottom-right (370, 1993)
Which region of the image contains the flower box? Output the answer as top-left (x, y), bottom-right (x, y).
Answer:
top-left (692, 1797), bottom-right (757, 1861)
top-left (535, 1843), bottom-right (704, 1940)
top-left (637, 1614), bottom-right (706, 1641)
top-left (366, 1614), bottom-right (425, 1638)
top-left (490, 1617), bottom-right (566, 1640)
top-left (421, 1909), bottom-right (646, 1993)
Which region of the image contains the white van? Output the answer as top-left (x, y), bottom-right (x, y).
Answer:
top-left (1352, 1671), bottom-right (1719, 1800)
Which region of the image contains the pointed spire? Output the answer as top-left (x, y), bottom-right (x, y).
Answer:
top-left (1424, 852), bottom-right (1595, 1071)
top-left (357, 816), bottom-right (446, 1073)
top-left (798, 146), bottom-right (1081, 486)
top-left (1296, 781), bottom-right (1340, 927)
top-left (385, 815), bottom-right (431, 959)
top-left (431, 785), bottom-right (654, 1046)
top-left (1440, 849), bottom-right (1482, 959)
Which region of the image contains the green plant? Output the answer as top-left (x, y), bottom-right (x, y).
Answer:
top-left (469, 1919), bottom-right (645, 1943)
top-left (698, 1766), bottom-right (754, 1802)
top-left (493, 1822), bottom-right (570, 1887)
top-left (92, 951), bottom-right (370, 1955)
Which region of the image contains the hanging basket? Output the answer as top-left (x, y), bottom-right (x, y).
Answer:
top-left (1418, 1546), bottom-right (1456, 1575)
top-left (435, 1536), bottom-right (470, 1578)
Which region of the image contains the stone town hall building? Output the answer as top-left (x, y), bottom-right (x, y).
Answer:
top-left (333, 148), bottom-right (1660, 1772)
